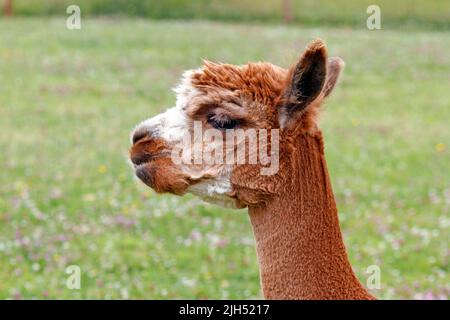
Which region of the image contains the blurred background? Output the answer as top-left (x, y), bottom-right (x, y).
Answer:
top-left (0, 0), bottom-right (449, 299)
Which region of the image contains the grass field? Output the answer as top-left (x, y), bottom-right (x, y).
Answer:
top-left (11, 0), bottom-right (450, 30)
top-left (0, 18), bottom-right (449, 299)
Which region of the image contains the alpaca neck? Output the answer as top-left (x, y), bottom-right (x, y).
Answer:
top-left (248, 133), bottom-right (374, 299)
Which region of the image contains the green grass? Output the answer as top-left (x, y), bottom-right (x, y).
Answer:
top-left (0, 18), bottom-right (449, 299)
top-left (11, 0), bottom-right (450, 30)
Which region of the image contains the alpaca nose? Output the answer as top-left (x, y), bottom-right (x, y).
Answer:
top-left (132, 126), bottom-right (150, 145)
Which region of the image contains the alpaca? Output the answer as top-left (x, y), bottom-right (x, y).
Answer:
top-left (129, 39), bottom-right (375, 300)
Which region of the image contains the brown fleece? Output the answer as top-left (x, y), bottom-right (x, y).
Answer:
top-left (130, 39), bottom-right (376, 300)
top-left (130, 136), bottom-right (191, 195)
top-left (248, 132), bottom-right (375, 300)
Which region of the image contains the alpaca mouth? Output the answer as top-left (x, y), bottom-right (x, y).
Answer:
top-left (132, 159), bottom-right (162, 189)
top-left (130, 153), bottom-right (156, 167)
top-left (129, 151), bottom-right (172, 189)
top-left (134, 163), bottom-right (153, 187)
top-left (131, 153), bottom-right (191, 195)
top-left (130, 152), bottom-right (170, 167)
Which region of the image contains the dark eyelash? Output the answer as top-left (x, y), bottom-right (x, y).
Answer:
top-left (207, 114), bottom-right (239, 130)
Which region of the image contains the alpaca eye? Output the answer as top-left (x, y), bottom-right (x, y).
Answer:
top-left (207, 114), bottom-right (239, 130)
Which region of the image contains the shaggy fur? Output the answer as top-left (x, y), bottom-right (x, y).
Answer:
top-left (248, 132), bottom-right (374, 299)
top-left (130, 39), bottom-right (375, 300)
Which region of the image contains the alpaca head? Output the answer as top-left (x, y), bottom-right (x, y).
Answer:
top-left (130, 39), bottom-right (344, 208)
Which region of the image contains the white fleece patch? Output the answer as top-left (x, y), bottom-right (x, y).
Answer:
top-left (132, 68), bottom-right (236, 208)
top-left (186, 175), bottom-right (236, 208)
top-left (132, 69), bottom-right (201, 145)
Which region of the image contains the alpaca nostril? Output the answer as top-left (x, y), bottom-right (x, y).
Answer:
top-left (132, 127), bottom-right (149, 145)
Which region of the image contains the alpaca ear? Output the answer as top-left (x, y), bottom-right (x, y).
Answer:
top-left (279, 39), bottom-right (328, 129)
top-left (322, 57), bottom-right (345, 98)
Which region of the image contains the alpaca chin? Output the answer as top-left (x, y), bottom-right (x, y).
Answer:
top-left (186, 178), bottom-right (244, 209)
